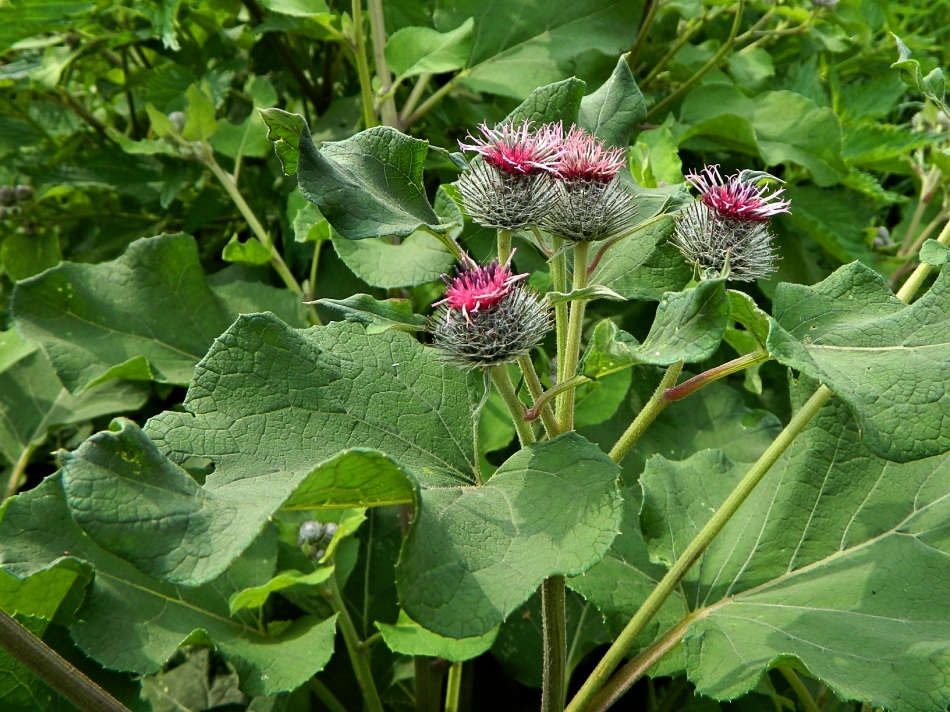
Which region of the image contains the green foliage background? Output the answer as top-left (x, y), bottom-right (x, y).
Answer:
top-left (3, 0), bottom-right (950, 710)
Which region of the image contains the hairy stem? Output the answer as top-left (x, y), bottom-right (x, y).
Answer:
top-left (627, 0), bottom-right (663, 70)
top-left (324, 574), bottom-right (384, 712)
top-left (445, 661), bottom-right (464, 712)
top-left (587, 614), bottom-right (694, 712)
top-left (308, 679), bottom-right (349, 712)
top-left (568, 385), bottom-right (834, 711)
top-left (497, 228), bottom-right (512, 264)
top-left (3, 443), bottom-right (35, 502)
top-left (896, 214), bottom-right (950, 301)
top-left (366, 0), bottom-right (397, 126)
top-left (555, 241), bottom-right (590, 430)
top-left (550, 237), bottom-right (569, 387)
top-left (0, 609), bottom-right (130, 712)
top-left (401, 72), bottom-right (466, 128)
top-left (349, 0), bottom-right (378, 128)
top-left (779, 667), bottom-right (821, 712)
top-left (663, 350), bottom-right (769, 403)
top-left (491, 365), bottom-right (535, 446)
top-left (541, 575), bottom-right (567, 712)
top-left (608, 362), bottom-right (683, 463)
top-left (518, 354), bottom-right (561, 437)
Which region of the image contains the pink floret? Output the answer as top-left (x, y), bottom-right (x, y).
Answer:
top-left (686, 165), bottom-right (790, 222)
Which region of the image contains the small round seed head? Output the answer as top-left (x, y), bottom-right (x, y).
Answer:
top-left (686, 165), bottom-right (790, 222)
top-left (541, 178), bottom-right (639, 242)
top-left (456, 160), bottom-right (558, 230)
top-left (298, 520), bottom-right (338, 560)
top-left (672, 202), bottom-right (779, 282)
top-left (431, 253), bottom-right (550, 369)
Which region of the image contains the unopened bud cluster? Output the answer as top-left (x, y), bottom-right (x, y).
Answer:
top-left (431, 252), bottom-right (550, 369)
top-left (672, 165), bottom-right (790, 282)
top-left (298, 520), bottom-right (339, 560)
top-left (456, 121), bottom-right (637, 242)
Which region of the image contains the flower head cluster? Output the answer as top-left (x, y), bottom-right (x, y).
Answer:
top-left (455, 121), bottom-right (638, 240)
top-left (673, 165), bottom-right (791, 282)
top-left (431, 252), bottom-right (550, 369)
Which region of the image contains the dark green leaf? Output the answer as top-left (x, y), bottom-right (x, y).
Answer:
top-left (0, 475), bottom-right (338, 696)
top-left (377, 610), bottom-right (498, 662)
top-left (636, 278), bottom-right (729, 365)
top-left (769, 262), bottom-right (950, 461)
top-left (259, 108), bottom-right (307, 175)
top-left (505, 78), bottom-right (586, 126)
top-left (11, 234), bottom-right (234, 392)
top-left (385, 19), bottom-right (474, 79)
top-left (577, 54), bottom-right (646, 148)
top-left (297, 126), bottom-right (443, 240)
top-left (433, 0), bottom-right (642, 99)
top-left (315, 294), bottom-right (428, 333)
top-left (397, 433), bottom-right (621, 638)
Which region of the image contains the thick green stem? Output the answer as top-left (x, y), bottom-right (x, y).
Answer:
top-left (587, 614), bottom-right (694, 712)
top-left (350, 0), bottom-right (378, 128)
top-left (444, 661), bottom-right (464, 712)
top-left (567, 385), bottom-right (834, 711)
top-left (325, 575), bottom-right (384, 712)
top-left (550, 237), bottom-right (569, 386)
top-left (401, 73), bottom-right (465, 128)
top-left (0, 609), bottom-right (130, 712)
top-left (366, 0), bottom-right (397, 127)
top-left (898, 165), bottom-right (941, 258)
top-left (518, 355), bottom-right (560, 437)
top-left (627, 0), bottom-right (662, 70)
top-left (309, 679), bottom-right (349, 712)
top-left (3, 443), bottom-right (35, 502)
top-left (555, 241), bottom-right (590, 430)
top-left (414, 658), bottom-right (446, 712)
top-left (497, 228), bottom-right (512, 264)
top-left (608, 362), bottom-right (683, 463)
top-left (491, 366), bottom-right (535, 446)
top-left (779, 667), bottom-right (821, 712)
top-left (541, 575), bottom-right (568, 712)
top-left (897, 215), bottom-right (950, 301)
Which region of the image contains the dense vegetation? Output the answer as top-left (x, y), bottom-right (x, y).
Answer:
top-left (3, 1), bottom-right (950, 711)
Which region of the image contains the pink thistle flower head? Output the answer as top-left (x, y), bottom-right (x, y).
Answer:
top-left (555, 126), bottom-right (627, 183)
top-left (458, 121), bottom-right (563, 176)
top-left (686, 165), bottom-right (790, 222)
top-left (434, 251), bottom-right (529, 321)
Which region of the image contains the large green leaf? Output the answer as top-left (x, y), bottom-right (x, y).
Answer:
top-left (60, 419), bottom-right (416, 585)
top-left (768, 261), bottom-right (950, 461)
top-left (640, 390), bottom-right (950, 711)
top-left (636, 278), bottom-right (730, 365)
top-left (331, 229), bottom-right (455, 288)
top-left (0, 346), bottom-right (147, 467)
top-left (589, 187), bottom-right (693, 300)
top-left (297, 126), bottom-right (443, 240)
top-left (147, 315), bottom-right (475, 488)
top-left (0, 475), bottom-right (338, 697)
top-left (678, 85), bottom-right (848, 186)
top-left (10, 234), bottom-right (300, 393)
top-left (385, 18), bottom-right (475, 79)
top-left (505, 78), bottom-right (586, 126)
top-left (577, 54), bottom-right (646, 148)
top-left (433, 0), bottom-right (642, 99)
top-left (397, 433), bottom-right (622, 638)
